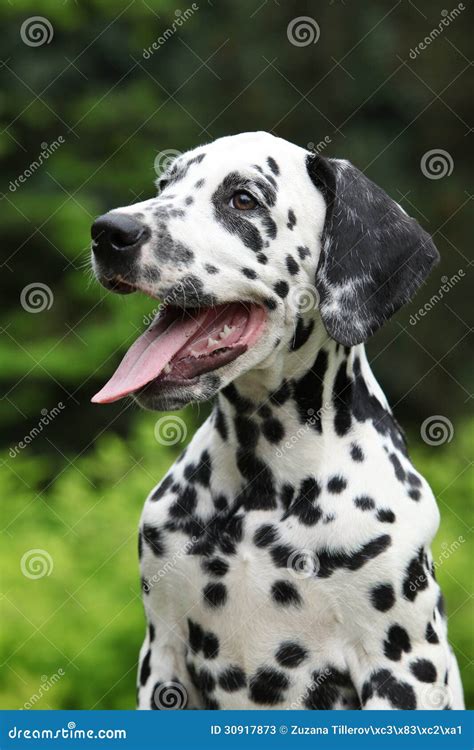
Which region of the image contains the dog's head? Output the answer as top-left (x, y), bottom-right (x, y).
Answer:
top-left (91, 131), bottom-right (438, 411)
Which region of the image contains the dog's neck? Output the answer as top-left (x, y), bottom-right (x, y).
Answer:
top-left (214, 314), bottom-right (402, 479)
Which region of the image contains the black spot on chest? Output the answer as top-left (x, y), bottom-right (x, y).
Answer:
top-left (249, 667), bottom-right (289, 705)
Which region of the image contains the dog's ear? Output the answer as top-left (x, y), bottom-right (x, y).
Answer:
top-left (306, 154), bottom-right (439, 346)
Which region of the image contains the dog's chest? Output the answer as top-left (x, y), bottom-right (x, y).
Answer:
top-left (141, 504), bottom-right (349, 707)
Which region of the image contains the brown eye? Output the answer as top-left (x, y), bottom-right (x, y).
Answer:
top-left (230, 191), bottom-right (258, 210)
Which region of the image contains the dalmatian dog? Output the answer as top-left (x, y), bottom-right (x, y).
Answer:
top-left (90, 131), bottom-right (464, 711)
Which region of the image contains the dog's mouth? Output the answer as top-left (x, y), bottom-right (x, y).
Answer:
top-left (91, 301), bottom-right (267, 404)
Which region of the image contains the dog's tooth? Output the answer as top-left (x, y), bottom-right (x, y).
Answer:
top-left (163, 363), bottom-right (171, 374)
top-left (208, 337), bottom-right (219, 346)
top-left (190, 350), bottom-right (200, 357)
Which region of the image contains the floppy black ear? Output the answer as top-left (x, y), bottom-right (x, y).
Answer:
top-left (307, 154), bottom-right (439, 346)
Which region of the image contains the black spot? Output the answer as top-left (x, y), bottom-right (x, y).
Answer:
top-left (188, 618), bottom-right (203, 653)
top-left (384, 625), bottom-right (412, 661)
top-left (437, 591), bottom-right (446, 617)
top-left (304, 668), bottom-right (353, 710)
top-left (403, 549), bottom-right (428, 601)
top-left (361, 669), bottom-right (416, 710)
top-left (219, 666), bottom-right (246, 692)
top-left (249, 667), bottom-right (289, 705)
top-left (257, 252), bottom-right (268, 264)
top-left (169, 485), bottom-right (198, 518)
top-left (333, 360), bottom-right (352, 437)
top-left (185, 196), bottom-right (194, 205)
top-left (262, 417), bottom-right (285, 443)
top-left (408, 488), bottom-right (421, 501)
top-left (275, 642), bottom-right (308, 668)
top-left (203, 582), bottom-right (227, 608)
top-left (271, 580), bottom-right (302, 606)
top-left (241, 267), bottom-right (257, 279)
top-left (191, 451), bottom-right (211, 487)
top-left (267, 157), bottom-right (279, 175)
top-left (236, 451), bottom-right (276, 510)
top-left (254, 524), bottom-right (278, 548)
top-left (202, 632), bottom-right (220, 660)
top-left (287, 209), bottom-right (296, 230)
top-left (407, 472), bottom-right (422, 488)
top-left (270, 543), bottom-right (293, 568)
top-left (425, 622), bottom-right (439, 644)
top-left (297, 245), bottom-right (310, 259)
top-left (139, 650), bottom-right (151, 685)
top-left (274, 280), bottom-right (289, 298)
top-left (151, 474), bottom-right (173, 501)
top-left (214, 494), bottom-right (228, 512)
top-left (214, 406), bottom-right (228, 441)
top-left (138, 531), bottom-right (143, 560)
top-left (289, 316), bottom-right (315, 352)
top-left (195, 178), bottom-right (205, 188)
top-left (205, 263), bottom-right (218, 274)
top-left (317, 535), bottom-right (391, 578)
top-left (202, 557), bottom-right (229, 577)
top-left (264, 297), bottom-right (277, 310)
top-left (370, 583), bottom-right (395, 612)
top-left (142, 524), bottom-right (165, 556)
top-left (280, 484), bottom-right (294, 510)
top-left (269, 379), bottom-right (291, 406)
top-left (199, 667), bottom-right (216, 693)
top-left (327, 475), bottom-right (347, 493)
top-left (293, 350), bottom-right (328, 432)
top-left (354, 495), bottom-right (375, 511)
top-left (286, 476), bottom-right (322, 526)
top-left (234, 415), bottom-right (259, 449)
top-left (389, 453), bottom-right (406, 483)
top-left (221, 383), bottom-right (253, 412)
top-left (377, 509), bottom-right (396, 523)
top-left (203, 696), bottom-right (220, 709)
top-left (286, 255), bottom-right (299, 275)
top-left (350, 443), bottom-right (364, 462)
top-left (410, 658), bottom-right (437, 683)
top-left (148, 623), bottom-right (155, 643)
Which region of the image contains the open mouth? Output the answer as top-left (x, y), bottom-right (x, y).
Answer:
top-left (91, 301), bottom-right (267, 404)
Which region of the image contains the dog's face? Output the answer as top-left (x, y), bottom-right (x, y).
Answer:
top-left (91, 131), bottom-right (438, 411)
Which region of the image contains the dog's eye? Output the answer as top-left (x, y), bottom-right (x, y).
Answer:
top-left (229, 191), bottom-right (258, 210)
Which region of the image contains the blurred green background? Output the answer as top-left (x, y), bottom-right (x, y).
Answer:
top-left (1, 0), bottom-right (472, 710)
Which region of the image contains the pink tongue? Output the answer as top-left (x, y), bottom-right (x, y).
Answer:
top-left (91, 310), bottom-right (211, 404)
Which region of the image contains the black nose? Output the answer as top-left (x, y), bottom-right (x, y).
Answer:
top-left (91, 213), bottom-right (147, 256)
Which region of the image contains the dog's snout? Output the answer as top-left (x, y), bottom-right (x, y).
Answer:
top-left (91, 213), bottom-right (147, 256)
